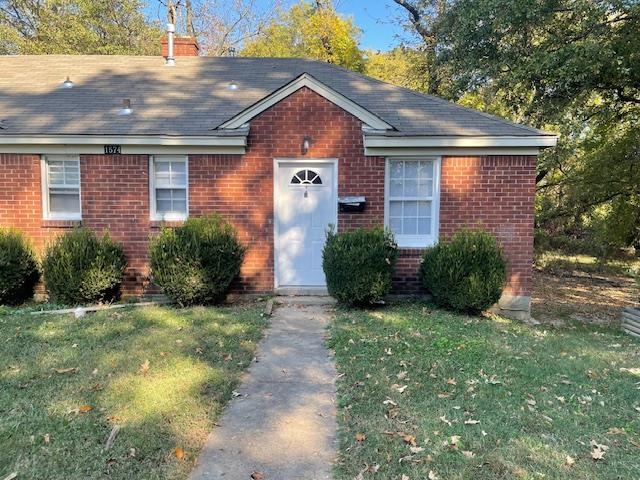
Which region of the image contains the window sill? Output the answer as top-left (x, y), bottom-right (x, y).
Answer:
top-left (150, 219), bottom-right (186, 229)
top-left (42, 219), bottom-right (82, 228)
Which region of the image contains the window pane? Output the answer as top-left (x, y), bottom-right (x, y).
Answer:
top-left (418, 180), bottom-right (433, 196)
top-left (50, 190), bottom-right (80, 213)
top-left (418, 201), bottom-right (432, 216)
top-left (403, 217), bottom-right (417, 235)
top-left (390, 161), bottom-right (403, 179)
top-left (156, 188), bottom-right (186, 214)
top-left (390, 179), bottom-right (403, 196)
top-left (404, 201), bottom-right (418, 217)
top-left (170, 162), bottom-right (187, 186)
top-left (404, 179), bottom-right (418, 196)
top-left (389, 217), bottom-right (402, 234)
top-left (418, 217), bottom-right (431, 235)
top-left (418, 161), bottom-right (433, 179)
top-left (389, 201), bottom-right (403, 217)
top-left (404, 161), bottom-right (418, 178)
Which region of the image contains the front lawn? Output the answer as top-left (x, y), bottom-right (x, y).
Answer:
top-left (328, 303), bottom-right (640, 479)
top-left (0, 304), bottom-right (267, 479)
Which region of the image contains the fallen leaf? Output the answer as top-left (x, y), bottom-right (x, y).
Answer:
top-left (129, 448), bottom-right (136, 457)
top-left (383, 398), bottom-right (398, 407)
top-left (223, 353), bottom-right (233, 361)
top-left (397, 371), bottom-right (408, 380)
top-left (462, 450), bottom-right (475, 458)
top-left (173, 447), bottom-right (185, 460)
top-left (393, 384), bottom-right (408, 393)
top-left (231, 390), bottom-right (241, 397)
top-left (139, 359), bottom-right (150, 375)
top-left (409, 446), bottom-right (424, 454)
top-left (402, 475), bottom-right (410, 480)
top-left (591, 448), bottom-right (605, 460)
top-left (449, 435), bottom-right (461, 449)
top-left (250, 472), bottom-right (265, 480)
top-left (53, 367), bottom-right (78, 374)
top-left (43, 434), bottom-right (50, 445)
top-left (607, 427), bottom-right (626, 435)
top-left (78, 405), bottom-right (93, 413)
top-left (526, 399), bottom-right (537, 407)
top-left (3, 473), bottom-right (18, 480)
top-left (403, 434), bottom-right (417, 446)
top-left (355, 433), bottom-right (366, 442)
top-left (464, 419), bottom-right (480, 425)
top-left (437, 392), bottom-right (451, 399)
top-left (439, 415), bottom-right (452, 426)
top-left (446, 378), bottom-right (457, 385)
top-left (428, 471), bottom-right (439, 480)
top-left (565, 455), bottom-right (575, 467)
top-left (195, 347), bottom-right (203, 354)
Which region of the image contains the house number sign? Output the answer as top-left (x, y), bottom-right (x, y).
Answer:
top-left (104, 145), bottom-right (122, 154)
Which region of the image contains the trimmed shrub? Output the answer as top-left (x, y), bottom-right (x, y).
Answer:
top-left (322, 227), bottom-right (398, 305)
top-left (149, 215), bottom-right (246, 306)
top-left (0, 229), bottom-right (39, 305)
top-left (420, 228), bottom-right (506, 314)
top-left (42, 228), bottom-right (126, 305)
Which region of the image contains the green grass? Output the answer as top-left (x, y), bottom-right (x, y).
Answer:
top-left (328, 302), bottom-right (640, 479)
top-left (0, 304), bottom-right (267, 479)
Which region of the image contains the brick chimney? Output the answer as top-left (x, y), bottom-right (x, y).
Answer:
top-left (161, 36), bottom-right (200, 57)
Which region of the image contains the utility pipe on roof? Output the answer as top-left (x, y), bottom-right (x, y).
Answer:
top-left (166, 23), bottom-right (176, 66)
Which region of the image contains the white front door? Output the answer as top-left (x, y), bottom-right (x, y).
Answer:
top-left (275, 161), bottom-right (337, 288)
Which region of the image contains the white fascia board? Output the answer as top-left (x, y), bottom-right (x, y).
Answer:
top-left (0, 135), bottom-right (247, 147)
top-left (218, 73), bottom-right (393, 131)
top-left (0, 134), bottom-right (247, 154)
top-left (364, 135), bottom-right (558, 149)
top-left (365, 147), bottom-right (541, 156)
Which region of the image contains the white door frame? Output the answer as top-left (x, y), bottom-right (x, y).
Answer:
top-left (273, 158), bottom-right (338, 290)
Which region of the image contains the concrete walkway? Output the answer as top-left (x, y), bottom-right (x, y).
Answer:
top-left (189, 298), bottom-right (338, 480)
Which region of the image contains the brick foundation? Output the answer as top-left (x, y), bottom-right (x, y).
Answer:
top-left (0, 90), bottom-right (536, 313)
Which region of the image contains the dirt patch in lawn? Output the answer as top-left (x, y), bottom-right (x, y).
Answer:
top-left (531, 267), bottom-right (637, 327)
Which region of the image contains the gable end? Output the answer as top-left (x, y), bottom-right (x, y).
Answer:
top-left (216, 73), bottom-right (394, 131)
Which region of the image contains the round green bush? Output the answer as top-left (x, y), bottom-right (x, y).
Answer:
top-left (419, 228), bottom-right (506, 313)
top-left (42, 228), bottom-right (126, 305)
top-left (322, 227), bottom-right (398, 305)
top-left (0, 229), bottom-right (39, 305)
top-left (149, 215), bottom-right (246, 306)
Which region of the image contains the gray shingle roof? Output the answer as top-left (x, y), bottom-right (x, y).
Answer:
top-left (0, 55), bottom-right (551, 137)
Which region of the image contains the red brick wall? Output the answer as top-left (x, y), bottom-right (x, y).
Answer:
top-left (439, 156), bottom-right (536, 296)
top-left (0, 90), bottom-right (536, 300)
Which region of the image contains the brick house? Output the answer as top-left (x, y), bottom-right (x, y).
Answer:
top-left (0, 44), bottom-right (556, 317)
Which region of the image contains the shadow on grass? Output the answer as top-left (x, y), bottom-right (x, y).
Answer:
top-left (0, 304), bottom-right (267, 479)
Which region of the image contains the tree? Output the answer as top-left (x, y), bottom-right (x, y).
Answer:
top-left (364, 47), bottom-right (429, 93)
top-left (391, 0), bottom-right (450, 95)
top-left (0, 0), bottom-right (163, 55)
top-left (397, 0), bottom-right (640, 251)
top-left (241, 0), bottom-right (365, 71)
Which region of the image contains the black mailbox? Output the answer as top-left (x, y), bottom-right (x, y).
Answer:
top-left (338, 196), bottom-right (366, 213)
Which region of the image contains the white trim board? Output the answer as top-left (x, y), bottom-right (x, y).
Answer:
top-left (365, 147), bottom-right (541, 156)
top-left (219, 73), bottom-right (393, 131)
top-left (364, 135), bottom-right (558, 149)
top-left (0, 145), bottom-right (246, 155)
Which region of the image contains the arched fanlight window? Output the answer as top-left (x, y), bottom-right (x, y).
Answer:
top-left (290, 169), bottom-right (322, 185)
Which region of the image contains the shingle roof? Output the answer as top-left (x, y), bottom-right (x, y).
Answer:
top-left (0, 55), bottom-right (551, 138)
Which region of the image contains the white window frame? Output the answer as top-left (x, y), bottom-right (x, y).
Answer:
top-left (40, 154), bottom-right (82, 220)
top-left (149, 155), bottom-right (189, 221)
top-left (384, 156), bottom-right (441, 248)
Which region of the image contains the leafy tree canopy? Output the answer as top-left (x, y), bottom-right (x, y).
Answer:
top-left (241, 0), bottom-right (365, 71)
top-left (0, 0), bottom-right (163, 54)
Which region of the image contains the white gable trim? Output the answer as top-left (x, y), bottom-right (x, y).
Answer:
top-left (218, 73), bottom-right (393, 131)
